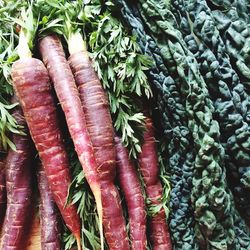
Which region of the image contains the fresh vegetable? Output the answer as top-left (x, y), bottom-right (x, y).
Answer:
top-left (206, 0), bottom-right (249, 22)
top-left (30, 1), bottom-right (151, 248)
top-left (11, 29), bottom-right (81, 250)
top-left (38, 34), bottom-right (103, 249)
top-left (37, 162), bottom-right (62, 250)
top-left (137, 1), bottom-right (250, 248)
top-left (117, 0), bottom-right (250, 248)
top-left (0, 95), bottom-right (33, 249)
top-left (171, 0), bottom-right (250, 222)
top-left (117, 2), bottom-right (197, 249)
top-left (208, 0), bottom-right (250, 94)
top-left (115, 135), bottom-right (147, 250)
top-left (67, 30), bottom-right (129, 249)
top-left (0, 155), bottom-right (6, 224)
top-left (79, 1), bottom-right (152, 158)
top-left (139, 116), bottom-right (172, 250)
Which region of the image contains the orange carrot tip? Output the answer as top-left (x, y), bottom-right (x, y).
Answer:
top-left (76, 235), bottom-right (82, 250)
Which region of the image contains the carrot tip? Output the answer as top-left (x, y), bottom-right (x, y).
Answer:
top-left (76, 235), bottom-right (82, 250)
top-left (95, 190), bottom-right (104, 250)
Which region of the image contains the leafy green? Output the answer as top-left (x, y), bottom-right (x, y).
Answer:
top-left (0, 0), bottom-right (27, 150)
top-left (171, 0), bottom-right (250, 229)
top-left (118, 1), bottom-right (196, 249)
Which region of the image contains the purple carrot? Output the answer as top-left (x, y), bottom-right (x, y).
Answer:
top-left (1, 96), bottom-right (34, 250)
top-left (139, 116), bottom-right (172, 250)
top-left (37, 162), bottom-right (62, 250)
top-left (115, 136), bottom-right (147, 250)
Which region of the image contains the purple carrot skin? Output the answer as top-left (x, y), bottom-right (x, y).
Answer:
top-left (39, 34), bottom-right (104, 248)
top-left (115, 136), bottom-right (147, 250)
top-left (68, 39), bottom-right (130, 250)
top-left (37, 162), bottom-right (61, 250)
top-left (0, 95), bottom-right (33, 250)
top-left (0, 157), bottom-right (6, 224)
top-left (11, 31), bottom-right (81, 249)
top-left (139, 117), bottom-right (172, 250)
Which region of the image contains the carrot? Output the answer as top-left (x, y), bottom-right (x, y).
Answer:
top-left (139, 116), bottom-right (172, 250)
top-left (39, 34), bottom-right (103, 249)
top-left (67, 34), bottom-right (130, 249)
top-left (115, 135), bottom-right (147, 250)
top-left (0, 95), bottom-right (33, 250)
top-left (37, 162), bottom-right (61, 250)
top-left (11, 29), bottom-right (81, 250)
top-left (0, 156), bottom-right (6, 224)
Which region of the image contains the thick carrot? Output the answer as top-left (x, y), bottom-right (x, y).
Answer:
top-left (0, 156), bottom-right (6, 224)
top-left (139, 116), bottom-right (172, 250)
top-left (39, 34), bottom-right (103, 248)
top-left (68, 45), bottom-right (130, 249)
top-left (37, 162), bottom-right (61, 250)
top-left (11, 55), bottom-right (81, 249)
top-left (0, 96), bottom-right (33, 250)
top-left (115, 135), bottom-right (147, 250)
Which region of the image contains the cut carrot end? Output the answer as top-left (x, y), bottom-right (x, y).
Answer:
top-left (18, 28), bottom-right (32, 59)
top-left (68, 31), bottom-right (86, 55)
top-left (76, 235), bottom-right (82, 250)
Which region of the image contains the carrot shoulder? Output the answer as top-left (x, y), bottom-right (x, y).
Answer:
top-left (68, 49), bottom-right (130, 249)
top-left (0, 96), bottom-right (33, 250)
top-left (11, 57), bottom-right (81, 248)
top-left (139, 116), bottom-right (172, 250)
top-left (37, 162), bottom-right (62, 250)
top-left (115, 135), bottom-right (147, 250)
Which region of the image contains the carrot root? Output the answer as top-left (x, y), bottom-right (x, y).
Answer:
top-left (11, 58), bottom-right (81, 240)
top-left (39, 34), bottom-right (103, 247)
top-left (139, 116), bottom-right (172, 250)
top-left (68, 47), bottom-right (130, 249)
top-left (76, 235), bottom-right (82, 250)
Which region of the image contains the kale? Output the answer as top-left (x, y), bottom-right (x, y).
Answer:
top-left (171, 0), bottom-right (250, 223)
top-left (116, 0), bottom-right (250, 248)
top-left (117, 1), bottom-right (197, 249)
top-left (207, 0), bottom-right (250, 94)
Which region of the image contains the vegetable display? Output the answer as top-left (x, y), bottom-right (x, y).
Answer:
top-left (0, 0), bottom-right (250, 249)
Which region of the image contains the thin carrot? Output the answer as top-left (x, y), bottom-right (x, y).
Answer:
top-left (37, 162), bottom-right (62, 250)
top-left (11, 29), bottom-right (81, 249)
top-left (115, 135), bottom-right (147, 250)
top-left (0, 95), bottom-right (33, 250)
top-left (39, 34), bottom-right (103, 249)
top-left (68, 33), bottom-right (130, 249)
top-left (139, 116), bottom-right (172, 250)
